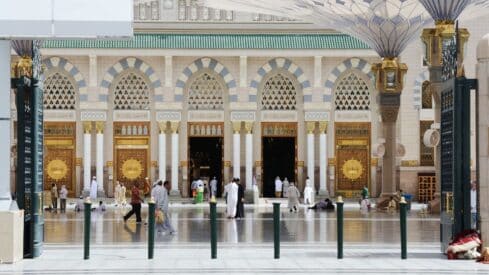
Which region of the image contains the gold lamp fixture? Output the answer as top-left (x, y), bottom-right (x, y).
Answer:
top-left (11, 55), bottom-right (33, 78)
top-left (371, 57), bottom-right (408, 94)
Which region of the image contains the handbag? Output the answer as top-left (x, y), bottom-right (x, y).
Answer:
top-left (155, 209), bottom-right (165, 224)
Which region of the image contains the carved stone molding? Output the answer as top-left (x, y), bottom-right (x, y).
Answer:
top-left (334, 111), bottom-right (371, 122)
top-left (261, 111), bottom-right (297, 122)
top-left (156, 111), bottom-right (181, 122)
top-left (113, 110), bottom-right (150, 122)
top-left (379, 106), bottom-right (400, 123)
top-left (188, 111), bottom-right (224, 122)
top-left (81, 111), bottom-right (106, 122)
top-left (304, 111), bottom-right (330, 121)
top-left (230, 111), bottom-right (255, 121)
top-left (44, 110), bottom-right (76, 122)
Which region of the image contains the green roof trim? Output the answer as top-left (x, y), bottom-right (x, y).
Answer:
top-left (43, 33), bottom-right (370, 49)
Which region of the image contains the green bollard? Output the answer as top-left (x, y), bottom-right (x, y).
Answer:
top-left (148, 198), bottom-right (155, 259)
top-left (273, 202), bottom-right (280, 259)
top-left (336, 196), bottom-right (344, 259)
top-left (210, 201), bottom-right (217, 259)
top-left (84, 198), bottom-right (92, 260)
top-left (400, 196), bottom-right (407, 259)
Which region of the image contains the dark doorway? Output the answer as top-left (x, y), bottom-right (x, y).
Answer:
top-left (188, 137), bottom-right (223, 197)
top-left (262, 137), bottom-right (295, 197)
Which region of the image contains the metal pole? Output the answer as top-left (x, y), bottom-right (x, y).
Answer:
top-left (148, 198), bottom-right (155, 259)
top-left (337, 196), bottom-right (344, 259)
top-left (210, 201), bottom-right (217, 259)
top-left (400, 196), bottom-right (407, 259)
top-left (273, 202), bottom-right (280, 259)
top-left (84, 198), bottom-right (92, 260)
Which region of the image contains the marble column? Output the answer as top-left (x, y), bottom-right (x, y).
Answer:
top-left (232, 121), bottom-right (241, 179)
top-left (244, 122), bottom-right (253, 190)
top-left (0, 41), bottom-right (11, 210)
top-left (83, 122), bottom-right (92, 194)
top-left (318, 122), bottom-right (329, 196)
top-left (477, 34), bottom-right (489, 246)
top-left (158, 122), bottom-right (167, 181)
top-left (306, 122), bottom-right (315, 187)
top-left (170, 121), bottom-right (180, 196)
top-left (95, 122), bottom-right (105, 196)
top-left (380, 110), bottom-right (398, 197)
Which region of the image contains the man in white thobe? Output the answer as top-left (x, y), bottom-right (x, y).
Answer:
top-left (210, 177), bottom-right (217, 199)
top-left (275, 177), bottom-right (283, 198)
top-left (224, 179), bottom-right (238, 218)
top-left (304, 176), bottom-right (315, 206)
top-left (90, 176), bottom-right (98, 201)
top-left (283, 177), bottom-right (290, 198)
top-left (152, 180), bottom-right (176, 234)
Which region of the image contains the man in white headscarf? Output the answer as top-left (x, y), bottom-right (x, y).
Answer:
top-left (304, 176), bottom-right (315, 206)
top-left (287, 182), bottom-right (300, 212)
top-left (223, 178), bottom-right (238, 218)
top-left (282, 177), bottom-right (290, 198)
top-left (90, 176), bottom-right (98, 201)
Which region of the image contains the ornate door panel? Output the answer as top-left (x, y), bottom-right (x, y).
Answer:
top-left (44, 122), bottom-right (76, 196)
top-left (113, 122), bottom-right (150, 189)
top-left (335, 122), bottom-right (370, 198)
top-left (116, 148), bottom-right (148, 184)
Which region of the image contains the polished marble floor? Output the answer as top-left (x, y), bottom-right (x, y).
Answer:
top-left (43, 202), bottom-right (439, 245)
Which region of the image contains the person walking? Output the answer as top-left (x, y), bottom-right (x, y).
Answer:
top-left (283, 177), bottom-right (290, 198)
top-left (287, 182), bottom-right (300, 212)
top-left (275, 177), bottom-right (283, 198)
top-left (303, 176), bottom-right (315, 206)
top-left (59, 185), bottom-right (68, 213)
top-left (210, 176), bottom-right (217, 200)
top-left (235, 178), bottom-right (245, 219)
top-left (51, 183), bottom-right (59, 212)
top-left (224, 179), bottom-right (238, 218)
top-left (90, 176), bottom-right (98, 201)
top-left (123, 182), bottom-right (143, 223)
top-left (152, 180), bottom-right (176, 234)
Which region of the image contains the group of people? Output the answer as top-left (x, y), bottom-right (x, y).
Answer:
top-left (223, 178), bottom-right (245, 219)
top-left (191, 177), bottom-right (219, 203)
top-left (274, 176), bottom-right (316, 212)
top-left (122, 180), bottom-right (176, 235)
top-left (50, 183), bottom-right (68, 212)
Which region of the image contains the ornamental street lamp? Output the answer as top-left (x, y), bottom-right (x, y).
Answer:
top-left (419, 0), bottom-right (489, 215)
top-left (203, 0), bottom-right (432, 202)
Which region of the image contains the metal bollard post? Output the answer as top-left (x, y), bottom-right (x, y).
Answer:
top-left (336, 196), bottom-right (344, 259)
top-left (83, 197), bottom-right (92, 260)
top-left (148, 198), bottom-right (155, 259)
top-left (273, 202), bottom-right (280, 259)
top-left (210, 201), bottom-right (217, 259)
top-left (400, 196), bottom-right (407, 259)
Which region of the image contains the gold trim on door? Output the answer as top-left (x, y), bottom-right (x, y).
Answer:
top-left (335, 122), bottom-right (371, 198)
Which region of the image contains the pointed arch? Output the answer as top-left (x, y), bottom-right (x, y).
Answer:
top-left (175, 57), bottom-right (236, 102)
top-left (325, 58), bottom-right (374, 104)
top-left (250, 57), bottom-right (311, 103)
top-left (100, 57), bottom-right (162, 103)
top-left (413, 70), bottom-right (430, 110)
top-left (43, 56), bottom-right (87, 102)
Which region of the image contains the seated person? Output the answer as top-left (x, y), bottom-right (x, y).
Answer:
top-left (308, 198), bottom-right (335, 211)
top-left (386, 196), bottom-right (397, 212)
top-left (75, 196), bottom-right (84, 212)
top-left (95, 201), bottom-right (107, 212)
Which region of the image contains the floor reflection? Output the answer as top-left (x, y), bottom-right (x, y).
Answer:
top-left (43, 206), bottom-right (440, 244)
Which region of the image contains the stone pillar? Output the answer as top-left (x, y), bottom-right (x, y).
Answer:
top-left (232, 121), bottom-right (241, 179)
top-left (0, 41), bottom-right (11, 210)
top-left (244, 122), bottom-right (254, 202)
top-left (318, 122), bottom-right (329, 197)
top-left (380, 104), bottom-right (399, 197)
top-left (477, 34), bottom-right (489, 246)
top-left (170, 121), bottom-right (180, 196)
top-left (158, 122), bottom-right (167, 181)
top-left (83, 122), bottom-right (92, 194)
top-left (306, 122), bottom-right (315, 187)
top-left (95, 122), bottom-right (105, 196)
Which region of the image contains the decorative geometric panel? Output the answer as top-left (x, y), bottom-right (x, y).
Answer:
top-left (422, 81), bottom-right (433, 109)
top-left (334, 72), bottom-right (370, 111)
top-left (113, 72), bottom-right (150, 110)
top-left (261, 73), bottom-right (297, 110)
top-left (187, 72), bottom-right (224, 110)
top-left (43, 72), bottom-right (76, 110)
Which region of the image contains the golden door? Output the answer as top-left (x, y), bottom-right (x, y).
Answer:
top-left (115, 148), bottom-right (148, 186)
top-left (335, 122), bottom-right (370, 198)
top-left (44, 122), bottom-right (76, 196)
